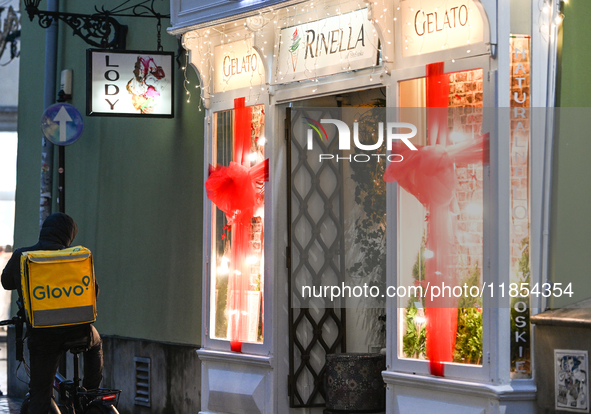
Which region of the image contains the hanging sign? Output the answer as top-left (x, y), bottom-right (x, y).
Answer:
top-left (86, 49), bottom-right (174, 118)
top-left (274, 8), bottom-right (378, 84)
top-left (399, 0), bottom-right (484, 57)
top-left (41, 103), bottom-right (84, 146)
top-left (214, 41), bottom-right (264, 93)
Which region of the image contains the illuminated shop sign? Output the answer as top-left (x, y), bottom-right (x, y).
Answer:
top-left (399, 0), bottom-right (484, 57)
top-left (275, 8), bottom-right (378, 83)
top-left (86, 49), bottom-right (174, 118)
top-left (214, 40), bottom-right (265, 93)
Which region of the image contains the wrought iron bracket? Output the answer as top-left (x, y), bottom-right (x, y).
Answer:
top-left (24, 0), bottom-right (171, 50)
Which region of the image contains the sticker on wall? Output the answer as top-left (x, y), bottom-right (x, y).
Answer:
top-left (86, 49), bottom-right (174, 118)
top-left (555, 349), bottom-right (589, 413)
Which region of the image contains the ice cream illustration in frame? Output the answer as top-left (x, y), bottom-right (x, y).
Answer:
top-left (288, 28), bottom-right (301, 71)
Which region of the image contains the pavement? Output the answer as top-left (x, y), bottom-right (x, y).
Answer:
top-left (0, 397), bottom-right (22, 414)
top-left (0, 330), bottom-right (23, 413)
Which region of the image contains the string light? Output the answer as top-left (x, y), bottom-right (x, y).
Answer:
top-left (182, 0), bottom-right (484, 103)
top-left (182, 50), bottom-right (191, 103)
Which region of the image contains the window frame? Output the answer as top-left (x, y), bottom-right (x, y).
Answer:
top-left (202, 92), bottom-right (273, 356)
top-left (387, 55), bottom-right (495, 383)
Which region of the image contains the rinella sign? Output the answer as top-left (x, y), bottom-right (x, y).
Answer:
top-left (275, 8), bottom-right (378, 83)
top-left (214, 41), bottom-right (264, 93)
top-left (399, 0), bottom-right (484, 57)
top-left (304, 118), bottom-right (418, 162)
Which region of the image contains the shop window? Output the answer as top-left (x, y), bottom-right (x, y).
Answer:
top-left (396, 68), bottom-right (486, 370)
top-left (210, 103), bottom-right (266, 345)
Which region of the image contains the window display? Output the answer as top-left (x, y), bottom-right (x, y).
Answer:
top-left (208, 100), bottom-right (266, 348)
top-left (395, 65), bottom-right (486, 374)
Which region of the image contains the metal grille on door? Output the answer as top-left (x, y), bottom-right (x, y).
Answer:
top-left (286, 107), bottom-right (347, 408)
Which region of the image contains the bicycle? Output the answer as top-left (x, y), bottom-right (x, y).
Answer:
top-left (0, 315), bottom-right (121, 414)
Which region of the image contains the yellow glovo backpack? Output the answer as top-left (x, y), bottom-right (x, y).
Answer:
top-left (20, 246), bottom-right (97, 328)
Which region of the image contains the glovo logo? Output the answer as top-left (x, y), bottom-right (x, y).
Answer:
top-left (33, 276), bottom-right (92, 300)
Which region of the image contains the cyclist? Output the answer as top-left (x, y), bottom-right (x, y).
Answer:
top-left (1, 213), bottom-right (103, 414)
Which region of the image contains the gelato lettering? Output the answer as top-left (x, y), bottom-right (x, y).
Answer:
top-left (33, 276), bottom-right (92, 300)
top-left (414, 4), bottom-right (469, 36)
top-left (223, 54), bottom-right (258, 77)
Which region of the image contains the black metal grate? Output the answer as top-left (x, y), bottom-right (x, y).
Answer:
top-left (134, 357), bottom-right (151, 407)
top-left (286, 108), bottom-right (347, 408)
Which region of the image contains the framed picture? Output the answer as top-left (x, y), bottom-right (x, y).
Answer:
top-left (86, 49), bottom-right (174, 118)
top-left (555, 349), bottom-right (589, 413)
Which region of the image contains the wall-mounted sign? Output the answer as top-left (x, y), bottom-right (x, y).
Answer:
top-left (399, 0), bottom-right (484, 57)
top-left (509, 35), bottom-right (531, 380)
top-left (41, 103), bottom-right (84, 146)
top-left (214, 41), bottom-right (264, 93)
top-left (275, 8), bottom-right (378, 84)
top-left (86, 49), bottom-right (174, 118)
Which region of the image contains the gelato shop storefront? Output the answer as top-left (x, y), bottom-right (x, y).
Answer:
top-left (169, 0), bottom-right (557, 412)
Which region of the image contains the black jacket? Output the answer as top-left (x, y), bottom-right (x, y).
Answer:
top-left (1, 212), bottom-right (98, 302)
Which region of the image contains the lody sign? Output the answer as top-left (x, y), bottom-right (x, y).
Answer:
top-left (86, 49), bottom-right (174, 118)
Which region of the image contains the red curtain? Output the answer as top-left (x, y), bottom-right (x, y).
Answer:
top-left (205, 97), bottom-right (268, 352)
top-left (384, 63), bottom-right (486, 376)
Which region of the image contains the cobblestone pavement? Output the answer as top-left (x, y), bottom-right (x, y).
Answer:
top-left (0, 397), bottom-right (22, 414)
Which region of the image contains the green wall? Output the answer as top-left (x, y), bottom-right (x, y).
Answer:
top-left (550, 0), bottom-right (591, 307)
top-left (16, 1), bottom-right (204, 344)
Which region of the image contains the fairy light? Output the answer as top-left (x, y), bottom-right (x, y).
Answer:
top-left (183, 50), bottom-right (191, 103)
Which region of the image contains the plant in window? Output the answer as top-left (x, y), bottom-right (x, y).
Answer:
top-left (347, 102), bottom-right (388, 349)
top-left (453, 264), bottom-right (483, 364)
top-left (402, 237), bottom-right (427, 359)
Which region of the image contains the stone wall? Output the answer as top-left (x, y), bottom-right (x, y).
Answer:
top-left (7, 328), bottom-right (202, 414)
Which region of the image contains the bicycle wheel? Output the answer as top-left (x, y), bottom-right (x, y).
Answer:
top-left (20, 397), bottom-right (61, 414)
top-left (85, 403), bottom-right (120, 414)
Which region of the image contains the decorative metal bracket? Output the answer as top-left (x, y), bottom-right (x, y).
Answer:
top-left (24, 0), bottom-right (170, 50)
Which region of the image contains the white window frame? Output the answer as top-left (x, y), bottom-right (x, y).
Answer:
top-left (387, 54), bottom-right (496, 383)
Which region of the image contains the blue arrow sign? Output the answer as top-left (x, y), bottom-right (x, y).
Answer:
top-left (41, 103), bottom-right (84, 146)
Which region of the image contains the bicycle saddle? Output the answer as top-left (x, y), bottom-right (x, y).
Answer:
top-left (62, 336), bottom-right (90, 354)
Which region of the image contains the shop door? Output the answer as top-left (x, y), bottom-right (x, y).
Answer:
top-left (286, 89), bottom-right (388, 408)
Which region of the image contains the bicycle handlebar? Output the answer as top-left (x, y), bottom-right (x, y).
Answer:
top-left (0, 315), bottom-right (24, 326)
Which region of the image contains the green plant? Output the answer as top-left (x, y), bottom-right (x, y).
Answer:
top-left (454, 307), bottom-right (483, 364)
top-left (402, 239), bottom-right (427, 358)
top-left (454, 264), bottom-right (483, 364)
top-left (346, 103), bottom-right (388, 348)
top-left (403, 305), bottom-right (426, 359)
top-left (347, 104), bottom-right (387, 289)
